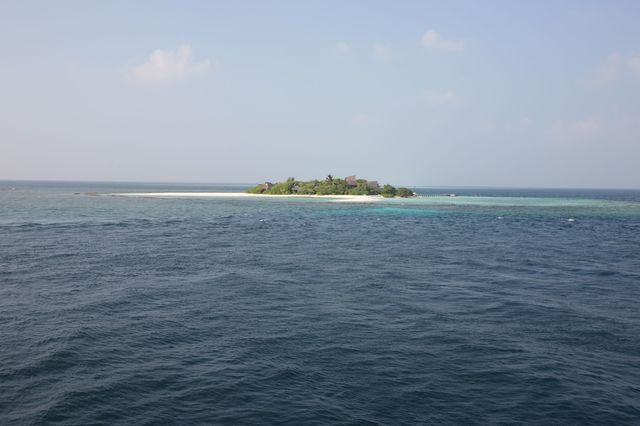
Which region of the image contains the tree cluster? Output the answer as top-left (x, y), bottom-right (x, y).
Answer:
top-left (247, 176), bottom-right (414, 198)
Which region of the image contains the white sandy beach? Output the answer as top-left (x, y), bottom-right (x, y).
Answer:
top-left (110, 192), bottom-right (384, 203)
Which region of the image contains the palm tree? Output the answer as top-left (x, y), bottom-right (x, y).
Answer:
top-left (326, 174), bottom-right (333, 183)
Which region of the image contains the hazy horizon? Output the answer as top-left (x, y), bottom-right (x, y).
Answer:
top-left (3, 178), bottom-right (640, 191)
top-left (2, 1), bottom-right (640, 188)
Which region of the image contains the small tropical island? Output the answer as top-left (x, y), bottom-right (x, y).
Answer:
top-left (247, 175), bottom-right (415, 198)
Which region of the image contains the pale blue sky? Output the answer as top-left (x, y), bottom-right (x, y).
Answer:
top-left (2, 1), bottom-right (640, 187)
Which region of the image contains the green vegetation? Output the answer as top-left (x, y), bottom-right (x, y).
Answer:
top-left (397, 187), bottom-right (414, 198)
top-left (247, 176), bottom-right (415, 198)
top-left (380, 184), bottom-right (397, 198)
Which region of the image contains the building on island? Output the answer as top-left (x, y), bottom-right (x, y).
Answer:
top-left (346, 175), bottom-right (379, 190)
top-left (262, 182), bottom-right (274, 191)
top-left (366, 180), bottom-right (379, 191)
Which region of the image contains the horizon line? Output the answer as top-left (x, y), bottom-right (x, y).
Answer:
top-left (1, 178), bottom-right (639, 191)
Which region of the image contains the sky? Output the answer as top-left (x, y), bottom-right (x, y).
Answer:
top-left (1, 0), bottom-right (640, 188)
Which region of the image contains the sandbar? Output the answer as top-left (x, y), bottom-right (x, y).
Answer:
top-left (109, 192), bottom-right (384, 203)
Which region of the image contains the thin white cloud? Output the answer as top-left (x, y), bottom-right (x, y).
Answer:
top-left (548, 114), bottom-right (640, 148)
top-left (425, 89), bottom-right (463, 105)
top-left (372, 42), bottom-right (391, 59)
top-left (628, 55), bottom-right (640, 77)
top-left (518, 117), bottom-right (533, 131)
top-left (420, 30), bottom-right (464, 52)
top-left (351, 113), bottom-right (372, 127)
top-left (585, 52), bottom-right (640, 86)
top-left (588, 53), bottom-right (624, 85)
top-left (549, 116), bottom-right (601, 143)
top-left (336, 41), bottom-right (351, 55)
top-left (479, 117), bottom-right (534, 136)
top-left (130, 44), bottom-right (211, 83)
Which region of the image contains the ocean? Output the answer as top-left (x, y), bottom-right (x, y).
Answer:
top-left (1, 181), bottom-right (639, 425)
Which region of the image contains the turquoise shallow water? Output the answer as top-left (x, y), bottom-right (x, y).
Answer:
top-left (396, 195), bottom-right (637, 207)
top-left (1, 181), bottom-right (640, 424)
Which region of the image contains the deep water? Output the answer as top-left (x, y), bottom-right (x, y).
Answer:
top-left (1, 181), bottom-right (640, 425)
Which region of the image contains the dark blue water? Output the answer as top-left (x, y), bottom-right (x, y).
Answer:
top-left (2, 181), bottom-right (640, 425)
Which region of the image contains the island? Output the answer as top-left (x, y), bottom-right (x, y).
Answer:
top-left (247, 175), bottom-right (415, 198)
